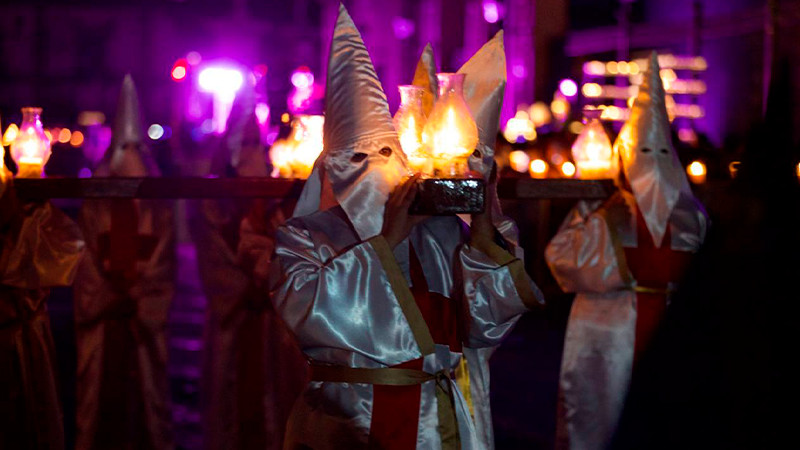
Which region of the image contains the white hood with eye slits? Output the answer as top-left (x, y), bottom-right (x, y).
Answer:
top-left (614, 52), bottom-right (692, 247)
top-left (292, 4), bottom-right (408, 240)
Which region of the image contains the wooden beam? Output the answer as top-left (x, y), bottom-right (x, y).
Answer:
top-left (12, 177), bottom-right (616, 200)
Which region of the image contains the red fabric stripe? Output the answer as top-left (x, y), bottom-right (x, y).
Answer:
top-left (368, 358), bottom-right (424, 449)
top-left (624, 209), bottom-right (693, 363)
top-left (409, 245), bottom-right (462, 351)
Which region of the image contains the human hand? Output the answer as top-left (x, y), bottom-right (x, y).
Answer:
top-left (381, 174), bottom-right (429, 248)
top-left (470, 164), bottom-right (498, 247)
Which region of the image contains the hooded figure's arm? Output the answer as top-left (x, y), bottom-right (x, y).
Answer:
top-left (268, 222), bottom-right (420, 359)
top-left (458, 229), bottom-right (545, 349)
top-left (545, 199), bottom-right (627, 294)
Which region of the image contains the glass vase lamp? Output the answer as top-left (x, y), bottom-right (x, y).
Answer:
top-left (422, 73), bottom-right (478, 177)
top-left (289, 114), bottom-right (324, 179)
top-left (393, 85), bottom-right (431, 175)
top-left (571, 108), bottom-right (615, 180)
top-left (10, 107), bottom-right (51, 178)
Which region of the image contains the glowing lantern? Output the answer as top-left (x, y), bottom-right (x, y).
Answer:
top-left (529, 158), bottom-right (548, 179)
top-left (269, 139), bottom-right (295, 178)
top-left (561, 161), bottom-right (576, 178)
top-left (422, 73), bottom-right (479, 177)
top-left (508, 150), bottom-right (530, 173)
top-left (10, 107), bottom-right (51, 178)
top-left (3, 123), bottom-right (19, 146)
top-left (687, 160), bottom-right (706, 184)
top-left (290, 114), bottom-right (324, 179)
top-left (571, 114), bottom-right (615, 179)
top-left (393, 85), bottom-right (431, 175)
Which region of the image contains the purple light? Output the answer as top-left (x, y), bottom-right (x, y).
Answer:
top-left (255, 102), bottom-right (270, 125)
top-left (392, 17), bottom-right (415, 40)
top-left (511, 63), bottom-right (527, 79)
top-left (483, 1), bottom-right (500, 23)
top-left (198, 64), bottom-right (245, 134)
top-left (198, 66), bottom-right (244, 95)
top-left (78, 167), bottom-right (92, 178)
top-left (559, 79), bottom-right (578, 97)
top-left (290, 68), bottom-right (314, 89)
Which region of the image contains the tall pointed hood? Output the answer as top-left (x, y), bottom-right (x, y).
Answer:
top-left (224, 83), bottom-right (268, 177)
top-left (293, 3), bottom-right (407, 239)
top-left (98, 74), bottom-right (159, 177)
top-left (614, 52), bottom-right (691, 246)
top-left (412, 43), bottom-right (438, 116)
top-left (458, 30), bottom-right (506, 178)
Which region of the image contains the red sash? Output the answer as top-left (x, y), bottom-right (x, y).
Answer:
top-left (623, 210), bottom-right (693, 362)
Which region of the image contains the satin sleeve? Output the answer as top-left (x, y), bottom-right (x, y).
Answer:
top-left (268, 223), bottom-right (420, 364)
top-left (459, 238), bottom-right (544, 348)
top-left (545, 200), bottom-right (627, 294)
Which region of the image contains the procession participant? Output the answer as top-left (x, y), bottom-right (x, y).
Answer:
top-left (192, 82), bottom-right (306, 450)
top-left (0, 157), bottom-right (84, 450)
top-left (545, 53), bottom-right (709, 450)
top-left (263, 5), bottom-right (544, 448)
top-left (407, 33), bottom-right (523, 449)
top-left (73, 74), bottom-right (175, 450)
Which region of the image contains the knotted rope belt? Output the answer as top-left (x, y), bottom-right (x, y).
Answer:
top-left (310, 362), bottom-right (461, 449)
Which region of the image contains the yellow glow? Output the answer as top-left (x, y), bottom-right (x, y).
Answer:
top-left (796, 162), bottom-right (800, 180)
top-left (600, 106), bottom-right (625, 121)
top-left (44, 130), bottom-right (53, 143)
top-left (551, 98), bottom-right (569, 119)
top-left (582, 83), bottom-right (602, 98)
top-left (58, 128), bottom-right (71, 144)
top-left (503, 117), bottom-right (536, 143)
top-left (281, 113), bottom-right (290, 123)
top-left (289, 115), bottom-right (324, 178)
top-left (627, 96), bottom-right (635, 108)
top-left (568, 121), bottom-right (584, 134)
top-left (571, 118), bottom-right (615, 179)
top-left (687, 160), bottom-right (707, 184)
top-left (508, 150), bottom-right (530, 173)
top-left (70, 131), bottom-right (84, 147)
top-left (3, 124), bottom-right (19, 146)
top-left (629, 61), bottom-right (640, 75)
top-left (561, 161), bottom-right (576, 177)
top-left (617, 61), bottom-right (630, 75)
top-left (728, 161), bottom-right (740, 179)
top-left (529, 159), bottom-right (548, 179)
top-left (606, 61), bottom-right (618, 75)
top-left (528, 102), bottom-right (552, 127)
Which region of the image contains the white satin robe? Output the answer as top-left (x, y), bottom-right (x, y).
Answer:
top-left (0, 200), bottom-right (84, 450)
top-left (545, 190), bottom-right (707, 450)
top-left (268, 208), bottom-right (543, 449)
top-left (73, 197), bottom-right (175, 450)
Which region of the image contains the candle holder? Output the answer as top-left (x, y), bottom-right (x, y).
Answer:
top-left (571, 108), bottom-right (615, 180)
top-left (10, 107), bottom-right (51, 178)
top-left (410, 73), bottom-right (484, 215)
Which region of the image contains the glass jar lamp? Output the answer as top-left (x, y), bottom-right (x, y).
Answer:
top-left (422, 73), bottom-right (478, 177)
top-left (10, 107), bottom-right (51, 178)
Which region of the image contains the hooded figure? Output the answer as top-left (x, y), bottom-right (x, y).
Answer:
top-left (73, 74), bottom-right (175, 450)
top-left (0, 167), bottom-right (84, 450)
top-left (263, 5), bottom-right (543, 449)
top-left (410, 34), bottom-right (518, 449)
top-left (545, 53), bottom-right (709, 450)
top-left (191, 81), bottom-right (307, 450)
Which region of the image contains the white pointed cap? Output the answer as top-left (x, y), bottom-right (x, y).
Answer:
top-left (615, 52), bottom-right (691, 246)
top-left (412, 43), bottom-right (438, 115)
top-left (322, 3), bottom-right (396, 155)
top-left (224, 82), bottom-right (268, 177)
top-left (458, 30), bottom-right (506, 177)
top-left (101, 74), bottom-right (159, 177)
top-left (112, 74), bottom-right (146, 150)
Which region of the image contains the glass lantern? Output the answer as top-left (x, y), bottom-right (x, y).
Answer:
top-left (422, 73), bottom-right (478, 177)
top-left (571, 110), bottom-right (615, 180)
top-left (10, 107), bottom-right (52, 178)
top-left (289, 114), bottom-right (324, 179)
top-left (393, 85), bottom-right (430, 175)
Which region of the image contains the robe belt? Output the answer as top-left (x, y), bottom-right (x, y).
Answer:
top-left (630, 285), bottom-right (673, 295)
top-left (309, 362), bottom-right (461, 450)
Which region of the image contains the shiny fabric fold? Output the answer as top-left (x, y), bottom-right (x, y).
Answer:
top-left (1, 189), bottom-right (84, 450)
top-left (268, 208), bottom-right (540, 449)
top-left (545, 190), bottom-right (707, 450)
